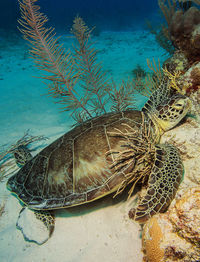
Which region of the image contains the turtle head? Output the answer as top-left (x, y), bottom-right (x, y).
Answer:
top-left (142, 87), bottom-right (192, 133)
top-left (153, 93), bottom-right (192, 132)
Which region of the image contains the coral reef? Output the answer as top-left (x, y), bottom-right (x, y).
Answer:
top-left (142, 187), bottom-right (200, 262)
top-left (190, 89), bottom-right (200, 122)
top-left (163, 52), bottom-right (189, 73)
top-left (169, 6), bottom-right (200, 61)
top-left (182, 62), bottom-right (200, 93)
top-left (170, 187), bottom-right (200, 246)
top-left (158, 0), bottom-right (200, 63)
top-left (146, 1), bottom-right (200, 126)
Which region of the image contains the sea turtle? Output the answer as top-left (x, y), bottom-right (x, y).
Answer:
top-left (7, 84), bottom-right (191, 242)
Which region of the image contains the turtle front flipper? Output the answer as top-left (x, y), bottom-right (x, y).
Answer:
top-left (129, 144), bottom-right (183, 223)
top-left (16, 207), bottom-right (55, 245)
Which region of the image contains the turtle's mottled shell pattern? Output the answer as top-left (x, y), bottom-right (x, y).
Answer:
top-left (8, 110), bottom-right (146, 210)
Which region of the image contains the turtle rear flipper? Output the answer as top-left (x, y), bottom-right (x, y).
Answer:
top-left (17, 207), bottom-right (55, 245)
top-left (129, 144), bottom-right (183, 223)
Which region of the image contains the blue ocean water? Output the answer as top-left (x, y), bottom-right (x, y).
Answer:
top-left (0, 0), bottom-right (160, 32)
top-left (0, 0), bottom-right (166, 143)
top-left (0, 0), bottom-right (168, 143)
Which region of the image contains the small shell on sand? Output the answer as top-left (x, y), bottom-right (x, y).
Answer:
top-left (142, 187), bottom-right (200, 262)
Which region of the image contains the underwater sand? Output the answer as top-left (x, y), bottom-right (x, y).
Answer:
top-left (0, 30), bottom-right (166, 262)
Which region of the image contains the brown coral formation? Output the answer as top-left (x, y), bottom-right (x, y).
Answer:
top-left (180, 62), bottom-right (200, 93)
top-left (163, 52), bottom-right (189, 73)
top-left (169, 6), bottom-right (200, 62)
top-left (189, 89), bottom-right (200, 122)
top-left (142, 187), bottom-right (200, 262)
top-left (180, 62), bottom-right (200, 120)
top-left (170, 187), bottom-right (200, 246)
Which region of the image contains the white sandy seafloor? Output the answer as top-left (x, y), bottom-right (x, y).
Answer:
top-left (0, 29), bottom-right (167, 262)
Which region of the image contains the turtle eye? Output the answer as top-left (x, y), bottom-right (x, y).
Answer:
top-left (173, 99), bottom-right (185, 110)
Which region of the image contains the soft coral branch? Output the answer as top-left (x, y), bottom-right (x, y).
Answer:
top-left (109, 80), bottom-right (136, 112)
top-left (18, 0), bottom-right (138, 121)
top-left (18, 0), bottom-right (92, 118)
top-left (71, 16), bottom-right (111, 115)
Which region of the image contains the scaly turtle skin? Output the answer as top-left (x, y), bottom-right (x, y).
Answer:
top-left (12, 145), bottom-right (32, 167)
top-left (7, 85), bottom-right (191, 232)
